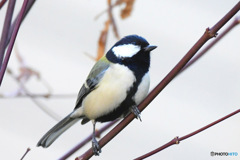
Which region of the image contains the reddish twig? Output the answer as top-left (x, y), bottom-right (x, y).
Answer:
top-left (0, 0), bottom-right (16, 67)
top-left (0, 0), bottom-right (29, 85)
top-left (7, 70), bottom-right (62, 121)
top-left (134, 109), bottom-right (240, 160)
top-left (59, 120), bottom-right (118, 160)
top-left (94, 0), bottom-right (122, 20)
top-left (20, 148), bottom-right (31, 160)
top-left (0, 0), bottom-right (7, 9)
top-left (61, 13), bottom-right (240, 160)
top-left (76, 2), bottom-right (240, 159)
top-left (6, 0), bottom-right (36, 49)
top-left (181, 16), bottom-right (240, 74)
top-left (13, 45), bottom-right (55, 97)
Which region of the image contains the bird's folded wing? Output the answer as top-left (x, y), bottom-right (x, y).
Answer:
top-left (74, 56), bottom-right (110, 110)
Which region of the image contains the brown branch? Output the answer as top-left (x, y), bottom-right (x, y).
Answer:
top-left (20, 148), bottom-right (31, 160)
top-left (76, 2), bottom-right (240, 159)
top-left (0, 0), bottom-right (7, 9)
top-left (134, 109), bottom-right (240, 160)
top-left (0, 0), bottom-right (29, 85)
top-left (181, 16), bottom-right (240, 74)
top-left (94, 0), bottom-right (123, 20)
top-left (0, 0), bottom-right (35, 68)
top-left (6, 0), bottom-right (36, 49)
top-left (59, 120), bottom-right (118, 160)
top-left (132, 19), bottom-right (240, 159)
top-left (108, 0), bottom-right (120, 39)
top-left (0, 0), bottom-right (16, 67)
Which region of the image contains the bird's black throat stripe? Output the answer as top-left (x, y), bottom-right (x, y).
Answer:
top-left (96, 53), bottom-right (150, 122)
top-left (95, 75), bottom-right (143, 122)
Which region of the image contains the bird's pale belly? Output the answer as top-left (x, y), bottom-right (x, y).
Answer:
top-left (82, 64), bottom-right (136, 120)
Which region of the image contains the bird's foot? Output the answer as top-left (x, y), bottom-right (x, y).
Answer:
top-left (92, 138), bottom-right (101, 156)
top-left (131, 106), bottom-right (142, 121)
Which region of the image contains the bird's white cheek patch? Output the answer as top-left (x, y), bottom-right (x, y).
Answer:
top-left (112, 44), bottom-right (141, 58)
top-left (82, 64), bottom-right (136, 119)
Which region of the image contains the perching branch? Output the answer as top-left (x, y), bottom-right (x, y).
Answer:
top-left (59, 15), bottom-right (240, 160)
top-left (76, 2), bottom-right (240, 159)
top-left (181, 16), bottom-right (240, 74)
top-left (60, 15), bottom-right (240, 159)
top-left (134, 108), bottom-right (240, 160)
top-left (132, 18), bottom-right (240, 159)
top-left (0, 0), bottom-right (29, 85)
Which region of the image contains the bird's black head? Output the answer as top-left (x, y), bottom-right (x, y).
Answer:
top-left (106, 35), bottom-right (157, 76)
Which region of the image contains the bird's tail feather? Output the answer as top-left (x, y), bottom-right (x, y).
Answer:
top-left (37, 113), bottom-right (81, 148)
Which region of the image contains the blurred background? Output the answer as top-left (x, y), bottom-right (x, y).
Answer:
top-left (0, 0), bottom-right (240, 159)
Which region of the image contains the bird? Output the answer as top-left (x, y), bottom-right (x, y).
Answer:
top-left (37, 34), bottom-right (157, 155)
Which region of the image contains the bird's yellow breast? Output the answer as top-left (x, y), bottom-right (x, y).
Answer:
top-left (82, 63), bottom-right (136, 120)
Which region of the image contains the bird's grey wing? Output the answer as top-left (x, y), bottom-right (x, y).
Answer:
top-left (74, 57), bottom-right (110, 110)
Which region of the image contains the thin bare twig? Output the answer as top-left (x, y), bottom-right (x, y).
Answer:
top-left (181, 16), bottom-right (240, 74)
top-left (6, 0), bottom-right (36, 49)
top-left (0, 0), bottom-right (8, 9)
top-left (132, 18), bottom-right (240, 159)
top-left (76, 2), bottom-right (240, 159)
top-left (108, 0), bottom-right (120, 39)
top-left (14, 45), bottom-right (54, 96)
top-left (20, 148), bottom-right (31, 160)
top-left (95, 1), bottom-right (120, 20)
top-left (27, 94), bottom-right (62, 121)
top-left (134, 109), bottom-right (240, 160)
top-left (7, 70), bottom-right (62, 121)
top-left (95, 0), bottom-right (135, 20)
top-left (0, 0), bottom-right (16, 67)
top-left (0, 0), bottom-right (29, 85)
top-left (59, 120), bottom-right (118, 160)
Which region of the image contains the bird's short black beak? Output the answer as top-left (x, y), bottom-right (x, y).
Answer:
top-left (144, 45), bottom-right (157, 52)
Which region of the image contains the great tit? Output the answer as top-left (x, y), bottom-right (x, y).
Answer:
top-left (37, 35), bottom-right (157, 155)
